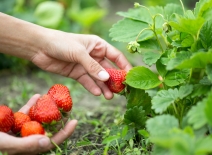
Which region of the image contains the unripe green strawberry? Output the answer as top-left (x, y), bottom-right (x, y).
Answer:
top-left (48, 84), bottom-right (73, 112)
top-left (105, 68), bottom-right (127, 94)
top-left (12, 112), bottom-right (31, 134)
top-left (34, 94), bottom-right (61, 124)
top-left (0, 105), bottom-right (14, 132)
top-left (21, 121), bottom-right (45, 137)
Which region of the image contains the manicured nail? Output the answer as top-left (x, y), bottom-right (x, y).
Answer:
top-left (39, 137), bottom-right (50, 148)
top-left (98, 70), bottom-right (109, 81)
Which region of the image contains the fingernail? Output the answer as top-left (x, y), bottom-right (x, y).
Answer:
top-left (39, 137), bottom-right (50, 148)
top-left (98, 70), bottom-right (109, 81)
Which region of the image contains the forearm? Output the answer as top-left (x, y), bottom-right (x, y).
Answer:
top-left (0, 12), bottom-right (49, 60)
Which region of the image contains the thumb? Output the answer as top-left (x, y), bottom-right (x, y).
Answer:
top-left (78, 53), bottom-right (109, 81)
top-left (10, 135), bottom-right (51, 154)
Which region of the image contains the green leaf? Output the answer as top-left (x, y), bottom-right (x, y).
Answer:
top-left (139, 39), bottom-right (160, 50)
top-left (76, 140), bottom-right (93, 147)
top-left (166, 51), bottom-right (192, 70)
top-left (152, 88), bottom-right (178, 114)
top-left (109, 18), bottom-right (154, 42)
top-left (138, 129), bottom-right (149, 138)
top-left (194, 0), bottom-right (212, 17)
top-left (199, 20), bottom-right (212, 50)
top-left (178, 85), bottom-right (193, 99)
top-left (156, 60), bottom-right (167, 77)
top-left (181, 35), bottom-right (194, 47)
top-left (164, 69), bottom-right (190, 87)
top-left (102, 135), bottom-right (120, 144)
top-left (200, 76), bottom-right (212, 85)
top-left (202, 8), bottom-right (212, 21)
top-left (191, 84), bottom-right (211, 98)
top-left (187, 99), bottom-right (207, 129)
top-left (204, 91), bottom-right (212, 127)
top-left (176, 51), bottom-right (212, 69)
top-left (164, 4), bottom-right (183, 21)
top-left (152, 85), bottom-right (193, 113)
top-left (117, 8), bottom-right (152, 24)
top-left (124, 106), bottom-right (146, 128)
top-left (126, 87), bottom-right (151, 113)
top-left (146, 115), bottom-right (178, 137)
top-left (141, 51), bottom-right (162, 66)
top-left (169, 15), bottom-right (205, 36)
top-left (68, 7), bottom-right (106, 27)
top-left (195, 136), bottom-right (212, 154)
top-left (34, 1), bottom-right (64, 28)
top-left (126, 66), bottom-right (161, 90)
top-left (206, 64), bottom-right (212, 82)
top-left (0, 0), bottom-right (16, 13)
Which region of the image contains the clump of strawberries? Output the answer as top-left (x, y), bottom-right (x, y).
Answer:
top-left (0, 84), bottom-right (73, 137)
top-left (0, 68), bottom-right (127, 138)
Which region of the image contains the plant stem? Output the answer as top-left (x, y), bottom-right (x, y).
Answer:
top-left (50, 139), bottom-right (62, 153)
top-left (135, 28), bottom-right (164, 52)
top-left (153, 31), bottom-right (164, 53)
top-left (172, 102), bottom-right (179, 117)
top-left (179, 0), bottom-right (185, 14)
top-left (135, 28), bottom-right (151, 41)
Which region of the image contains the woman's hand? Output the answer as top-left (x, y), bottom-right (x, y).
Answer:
top-left (31, 32), bottom-right (132, 99)
top-left (0, 94), bottom-right (77, 155)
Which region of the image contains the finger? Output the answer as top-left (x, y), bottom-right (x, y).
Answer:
top-left (77, 73), bottom-right (102, 96)
top-left (19, 94), bottom-right (41, 114)
top-left (50, 119), bottom-right (77, 148)
top-left (78, 52), bottom-right (110, 82)
top-left (96, 81), bottom-right (114, 100)
top-left (105, 43), bottom-right (132, 71)
top-left (0, 132), bottom-right (51, 154)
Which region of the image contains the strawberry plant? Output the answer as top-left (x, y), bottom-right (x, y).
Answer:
top-left (104, 0), bottom-right (212, 154)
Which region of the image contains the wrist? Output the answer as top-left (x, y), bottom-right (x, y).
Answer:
top-left (0, 13), bottom-right (49, 60)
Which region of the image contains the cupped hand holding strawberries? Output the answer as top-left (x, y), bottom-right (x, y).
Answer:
top-left (0, 85), bottom-right (77, 155)
top-left (0, 13), bottom-right (132, 100)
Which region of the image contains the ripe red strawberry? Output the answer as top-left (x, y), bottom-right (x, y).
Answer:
top-left (21, 121), bottom-right (45, 137)
top-left (47, 84), bottom-right (73, 112)
top-left (34, 94), bottom-right (61, 124)
top-left (0, 105), bottom-right (14, 132)
top-left (105, 68), bottom-right (127, 93)
top-left (29, 105), bottom-right (35, 120)
top-left (12, 112), bottom-right (31, 134)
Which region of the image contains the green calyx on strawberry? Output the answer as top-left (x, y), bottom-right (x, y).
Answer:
top-left (47, 84), bottom-right (73, 112)
top-left (33, 94), bottom-right (61, 124)
top-left (105, 68), bottom-right (127, 94)
top-left (0, 105), bottom-right (14, 133)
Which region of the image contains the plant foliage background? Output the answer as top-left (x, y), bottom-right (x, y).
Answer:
top-left (3, 0), bottom-right (212, 154)
top-left (106, 0), bottom-right (212, 154)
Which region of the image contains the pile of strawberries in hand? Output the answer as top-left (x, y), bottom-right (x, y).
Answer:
top-left (0, 68), bottom-right (127, 145)
top-left (0, 84), bottom-right (73, 137)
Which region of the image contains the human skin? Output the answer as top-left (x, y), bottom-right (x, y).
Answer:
top-left (0, 94), bottom-right (78, 155)
top-left (0, 12), bottom-right (132, 100)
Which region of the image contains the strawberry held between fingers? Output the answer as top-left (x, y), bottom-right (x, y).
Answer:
top-left (48, 84), bottom-right (73, 112)
top-left (12, 112), bottom-right (31, 134)
top-left (0, 105), bottom-right (14, 132)
top-left (34, 94), bottom-right (61, 124)
top-left (105, 68), bottom-right (127, 94)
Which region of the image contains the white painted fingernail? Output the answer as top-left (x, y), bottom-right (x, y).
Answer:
top-left (39, 137), bottom-right (50, 148)
top-left (98, 70), bottom-right (109, 81)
